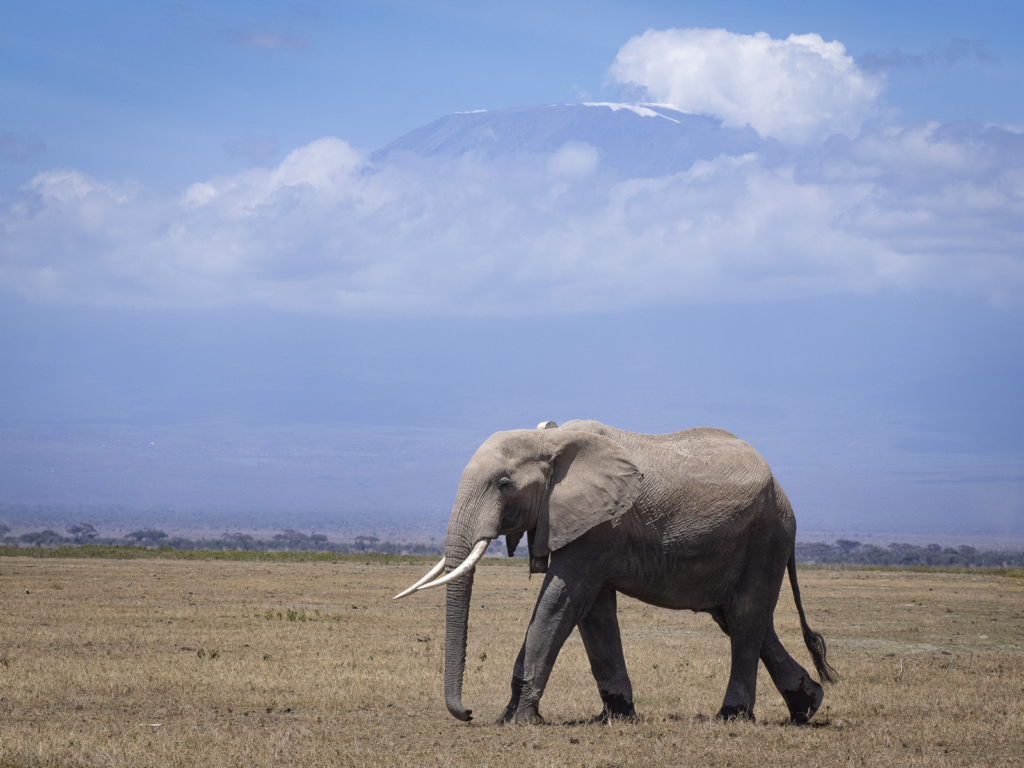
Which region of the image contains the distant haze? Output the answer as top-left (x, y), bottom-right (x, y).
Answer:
top-left (1, 293), bottom-right (1020, 542)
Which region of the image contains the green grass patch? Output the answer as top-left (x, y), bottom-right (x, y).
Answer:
top-left (0, 544), bottom-right (531, 567)
top-left (1, 544), bottom-right (1018, 576)
top-left (0, 544), bottom-right (435, 566)
top-left (796, 561), bottom-right (1024, 577)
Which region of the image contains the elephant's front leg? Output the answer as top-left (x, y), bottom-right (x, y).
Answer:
top-left (499, 569), bottom-right (599, 725)
top-left (578, 587), bottom-right (635, 721)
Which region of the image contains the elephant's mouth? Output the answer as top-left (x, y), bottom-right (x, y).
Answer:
top-left (392, 538), bottom-right (491, 599)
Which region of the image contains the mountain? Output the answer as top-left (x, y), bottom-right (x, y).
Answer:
top-left (372, 103), bottom-right (771, 178)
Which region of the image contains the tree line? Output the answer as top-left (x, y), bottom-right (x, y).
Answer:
top-left (1, 524), bottom-right (1021, 566)
top-left (0, 523), bottom-right (441, 556)
top-left (795, 539), bottom-right (1024, 568)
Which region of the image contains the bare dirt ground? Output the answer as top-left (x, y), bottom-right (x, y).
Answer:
top-left (0, 556), bottom-right (1021, 767)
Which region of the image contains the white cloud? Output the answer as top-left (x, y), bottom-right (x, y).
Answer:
top-left (609, 28), bottom-right (884, 143)
top-left (547, 142), bottom-right (599, 178)
top-left (1, 124), bottom-right (1022, 314)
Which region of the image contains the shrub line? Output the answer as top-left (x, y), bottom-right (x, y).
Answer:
top-left (0, 543), bottom-right (1020, 576)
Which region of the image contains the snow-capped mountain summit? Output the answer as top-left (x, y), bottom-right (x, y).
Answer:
top-left (373, 103), bottom-right (770, 178)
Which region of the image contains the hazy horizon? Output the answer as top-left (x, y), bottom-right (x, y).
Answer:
top-left (4, 501), bottom-right (1024, 551)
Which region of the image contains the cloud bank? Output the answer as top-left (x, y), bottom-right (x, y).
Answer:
top-left (2, 120), bottom-right (1022, 315)
top-left (609, 28), bottom-right (883, 143)
top-left (2, 26), bottom-right (1022, 316)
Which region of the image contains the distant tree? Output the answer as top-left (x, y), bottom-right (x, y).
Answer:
top-left (0, 524), bottom-right (10, 538)
top-left (19, 530), bottom-right (67, 547)
top-left (67, 522), bottom-right (98, 543)
top-left (859, 545), bottom-right (894, 565)
top-left (835, 539), bottom-right (862, 555)
top-left (272, 529), bottom-right (311, 550)
top-left (221, 532), bottom-right (256, 550)
top-left (794, 542), bottom-right (834, 563)
top-left (126, 529), bottom-right (169, 546)
top-left (889, 542), bottom-right (917, 557)
top-left (355, 535), bottom-right (380, 551)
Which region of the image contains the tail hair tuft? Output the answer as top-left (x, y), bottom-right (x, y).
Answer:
top-left (801, 624), bottom-right (838, 685)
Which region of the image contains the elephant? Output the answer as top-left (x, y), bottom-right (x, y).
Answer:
top-left (395, 419), bottom-right (836, 725)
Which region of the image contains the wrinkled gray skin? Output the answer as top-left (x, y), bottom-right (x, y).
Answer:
top-left (441, 420), bottom-right (837, 725)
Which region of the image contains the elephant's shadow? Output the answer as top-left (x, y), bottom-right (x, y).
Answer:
top-left (549, 712), bottom-right (839, 728)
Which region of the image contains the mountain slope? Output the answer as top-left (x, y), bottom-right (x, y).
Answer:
top-left (372, 103), bottom-right (769, 177)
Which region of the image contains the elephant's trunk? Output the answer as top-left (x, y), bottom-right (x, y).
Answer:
top-left (444, 565), bottom-right (475, 721)
top-left (442, 483), bottom-right (492, 722)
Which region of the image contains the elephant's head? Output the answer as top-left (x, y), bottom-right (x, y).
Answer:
top-left (394, 424), bottom-right (643, 721)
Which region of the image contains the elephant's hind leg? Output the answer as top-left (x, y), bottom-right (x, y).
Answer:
top-left (710, 604), bottom-right (771, 722)
top-left (719, 633), bottom-right (764, 721)
top-left (760, 624), bottom-right (823, 725)
top-left (578, 587), bottom-right (635, 721)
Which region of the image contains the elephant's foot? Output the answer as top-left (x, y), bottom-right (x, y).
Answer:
top-left (498, 676), bottom-right (524, 724)
top-left (501, 705), bottom-right (543, 725)
top-left (593, 691), bottom-right (636, 723)
top-left (782, 674), bottom-right (824, 725)
top-left (716, 704), bottom-right (755, 722)
top-left (591, 710), bottom-right (638, 724)
top-left (498, 697), bottom-right (519, 724)
top-left (498, 707), bottom-right (543, 725)
top-left (498, 693), bottom-right (544, 725)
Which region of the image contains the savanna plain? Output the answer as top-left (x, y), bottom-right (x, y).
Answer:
top-left (0, 554), bottom-right (1021, 767)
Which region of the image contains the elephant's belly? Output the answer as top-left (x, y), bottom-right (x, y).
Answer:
top-left (606, 552), bottom-right (745, 611)
top-left (598, 490), bottom-right (792, 610)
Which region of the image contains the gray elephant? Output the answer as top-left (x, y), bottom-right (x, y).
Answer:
top-left (396, 420), bottom-right (836, 725)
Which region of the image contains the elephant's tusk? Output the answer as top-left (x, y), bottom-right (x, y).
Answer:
top-left (415, 539), bottom-right (491, 592)
top-left (393, 556), bottom-right (446, 600)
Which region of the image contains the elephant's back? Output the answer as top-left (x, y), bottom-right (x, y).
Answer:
top-left (559, 420), bottom-right (739, 445)
top-left (560, 419), bottom-right (776, 522)
top-left (640, 431), bottom-right (772, 514)
top-left (559, 421), bottom-right (766, 479)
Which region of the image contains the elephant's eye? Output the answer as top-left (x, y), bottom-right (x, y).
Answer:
top-left (497, 477), bottom-right (513, 491)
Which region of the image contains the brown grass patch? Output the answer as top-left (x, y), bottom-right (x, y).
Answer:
top-left (0, 557), bottom-right (1021, 766)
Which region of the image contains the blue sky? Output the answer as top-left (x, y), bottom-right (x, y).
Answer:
top-left (1, 1), bottom-right (1022, 541)
top-left (3, 0), bottom-right (1022, 188)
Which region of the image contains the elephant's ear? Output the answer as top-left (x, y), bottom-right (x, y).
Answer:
top-left (535, 431), bottom-right (643, 555)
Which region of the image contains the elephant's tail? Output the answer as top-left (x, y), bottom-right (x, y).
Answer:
top-left (788, 553), bottom-right (838, 684)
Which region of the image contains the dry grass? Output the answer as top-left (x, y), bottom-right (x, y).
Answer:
top-left (0, 556), bottom-right (1021, 767)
